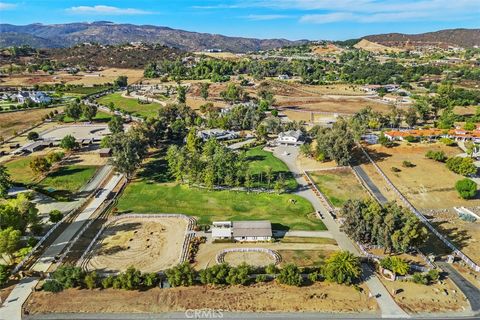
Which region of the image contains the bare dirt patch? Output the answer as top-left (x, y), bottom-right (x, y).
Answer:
top-left (26, 282), bottom-right (377, 314)
top-left (365, 142), bottom-right (473, 209)
top-left (380, 278), bottom-right (469, 313)
top-left (223, 251), bottom-right (275, 267)
top-left (85, 217), bottom-right (187, 273)
top-left (0, 107), bottom-right (63, 140)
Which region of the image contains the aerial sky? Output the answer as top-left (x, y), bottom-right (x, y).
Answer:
top-left (0, 0), bottom-right (479, 40)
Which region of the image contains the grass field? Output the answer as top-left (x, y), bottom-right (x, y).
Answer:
top-left (0, 107), bottom-right (64, 139)
top-left (245, 146), bottom-right (297, 190)
top-left (4, 156), bottom-right (36, 184)
top-left (61, 111), bottom-right (112, 123)
top-left (117, 182), bottom-right (324, 231)
top-left (97, 92), bottom-right (162, 118)
top-left (38, 165), bottom-right (97, 194)
top-left (309, 169), bottom-right (369, 207)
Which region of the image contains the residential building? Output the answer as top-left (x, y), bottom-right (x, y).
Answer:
top-left (277, 130), bottom-right (304, 145)
top-left (15, 91), bottom-right (52, 104)
top-left (211, 220), bottom-right (273, 242)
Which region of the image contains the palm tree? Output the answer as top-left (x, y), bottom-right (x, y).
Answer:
top-left (323, 251), bottom-right (361, 285)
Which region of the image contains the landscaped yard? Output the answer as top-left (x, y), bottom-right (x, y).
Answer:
top-left (97, 92), bottom-right (162, 118)
top-left (245, 146), bottom-right (298, 190)
top-left (38, 165), bottom-right (98, 194)
top-left (117, 182), bottom-right (324, 231)
top-left (309, 168), bottom-right (369, 207)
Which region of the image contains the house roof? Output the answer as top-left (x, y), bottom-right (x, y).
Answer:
top-left (278, 130), bottom-right (302, 140)
top-left (232, 220), bottom-right (272, 238)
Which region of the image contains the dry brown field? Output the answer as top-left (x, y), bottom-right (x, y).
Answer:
top-left (0, 107), bottom-right (63, 140)
top-left (365, 142), bottom-right (473, 209)
top-left (223, 251), bottom-right (276, 267)
top-left (26, 282), bottom-right (377, 314)
top-left (0, 68), bottom-right (144, 86)
top-left (84, 217), bottom-right (187, 273)
top-left (380, 278), bottom-right (468, 313)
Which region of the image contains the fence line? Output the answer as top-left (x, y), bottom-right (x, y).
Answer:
top-left (358, 144), bottom-right (480, 273)
top-left (216, 248), bottom-right (281, 265)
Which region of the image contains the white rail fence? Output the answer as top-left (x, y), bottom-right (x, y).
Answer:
top-left (358, 144), bottom-right (480, 272)
top-left (216, 248), bottom-right (282, 265)
top-left (77, 213), bottom-right (196, 271)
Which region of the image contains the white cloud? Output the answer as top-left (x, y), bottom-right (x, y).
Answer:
top-left (0, 2), bottom-right (17, 10)
top-left (67, 5), bottom-right (154, 15)
top-left (245, 14), bottom-right (290, 21)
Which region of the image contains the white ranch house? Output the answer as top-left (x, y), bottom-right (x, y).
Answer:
top-left (277, 130), bottom-right (304, 145)
top-left (212, 221), bottom-right (272, 242)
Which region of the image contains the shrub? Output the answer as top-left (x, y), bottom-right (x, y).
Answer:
top-left (446, 157), bottom-right (477, 176)
top-left (46, 152), bottom-right (65, 164)
top-left (84, 271), bottom-right (98, 289)
top-left (60, 134), bottom-right (78, 151)
top-left (402, 161), bottom-right (415, 168)
top-left (427, 269), bottom-right (440, 283)
top-left (225, 263), bottom-right (251, 285)
top-left (308, 271), bottom-right (321, 283)
top-left (455, 179), bottom-right (477, 199)
top-left (43, 280), bottom-right (64, 292)
top-left (0, 264), bottom-right (9, 285)
top-left (27, 131), bottom-right (39, 141)
top-left (380, 256), bottom-right (409, 276)
top-left (51, 265), bottom-right (84, 289)
top-left (49, 209), bottom-right (64, 223)
top-left (101, 275), bottom-right (115, 289)
top-left (412, 272), bottom-right (429, 285)
top-left (255, 274), bottom-right (268, 283)
top-left (391, 167), bottom-right (401, 173)
top-left (425, 150), bottom-right (447, 162)
top-left (404, 135), bottom-right (418, 143)
top-left (165, 262), bottom-right (196, 287)
top-left (265, 263), bottom-right (278, 275)
top-left (439, 138), bottom-right (456, 146)
top-left (199, 263), bottom-right (230, 285)
top-left (143, 272), bottom-right (160, 287)
top-left (277, 263), bottom-right (303, 286)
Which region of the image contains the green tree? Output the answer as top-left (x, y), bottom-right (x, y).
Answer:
top-left (0, 165), bottom-right (12, 198)
top-left (225, 263), bottom-right (250, 285)
top-left (199, 263), bottom-right (230, 285)
top-left (114, 76), bottom-right (128, 87)
top-left (316, 119), bottom-right (355, 166)
top-left (51, 265), bottom-right (84, 289)
top-left (143, 272), bottom-right (160, 287)
top-left (220, 83), bottom-right (244, 104)
top-left (60, 134), bottom-right (78, 151)
top-left (200, 82), bottom-right (210, 100)
top-left (455, 179), bottom-right (477, 199)
top-left (82, 104), bottom-right (97, 122)
top-left (276, 263), bottom-right (303, 286)
top-left (27, 131), bottom-right (39, 141)
top-left (0, 227), bottom-right (21, 263)
top-left (108, 115), bottom-right (124, 134)
top-left (65, 102), bottom-right (82, 122)
top-left (29, 156), bottom-right (51, 175)
top-left (165, 262), bottom-right (195, 287)
top-left (446, 157), bottom-right (477, 176)
top-left (177, 85), bottom-right (187, 104)
top-left (323, 251), bottom-right (361, 285)
top-left (107, 130), bottom-right (148, 180)
top-left (49, 209), bottom-right (63, 223)
top-left (405, 108), bottom-right (418, 127)
top-left (0, 264), bottom-right (9, 285)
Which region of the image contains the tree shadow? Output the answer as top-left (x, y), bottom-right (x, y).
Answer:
top-left (430, 220), bottom-right (472, 251)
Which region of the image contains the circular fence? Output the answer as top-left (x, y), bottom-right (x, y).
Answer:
top-left (216, 248), bottom-right (281, 265)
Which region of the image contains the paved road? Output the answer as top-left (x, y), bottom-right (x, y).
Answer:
top-left (437, 262), bottom-right (480, 312)
top-left (272, 145), bottom-right (409, 318)
top-left (0, 172), bottom-right (123, 320)
top-left (352, 165), bottom-right (388, 204)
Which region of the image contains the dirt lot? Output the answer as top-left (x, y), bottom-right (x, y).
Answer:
top-left (365, 142), bottom-right (473, 209)
top-left (0, 107), bottom-right (63, 140)
top-left (84, 217), bottom-right (188, 273)
top-left (223, 251), bottom-right (276, 267)
top-left (0, 68), bottom-right (144, 86)
top-left (62, 149), bottom-right (109, 166)
top-left (380, 278), bottom-right (469, 313)
top-left (424, 209), bottom-right (480, 266)
top-left (26, 282), bottom-right (377, 314)
top-left (194, 242), bottom-right (339, 270)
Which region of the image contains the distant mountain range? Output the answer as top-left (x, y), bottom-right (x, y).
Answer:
top-left (0, 22), bottom-right (307, 52)
top-left (1, 23), bottom-right (478, 52)
top-left (363, 28), bottom-right (480, 49)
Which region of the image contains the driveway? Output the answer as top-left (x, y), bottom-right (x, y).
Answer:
top-left (272, 145), bottom-right (409, 318)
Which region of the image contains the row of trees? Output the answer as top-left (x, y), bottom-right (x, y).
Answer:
top-left (44, 251), bottom-right (362, 293)
top-left (341, 199), bottom-right (428, 253)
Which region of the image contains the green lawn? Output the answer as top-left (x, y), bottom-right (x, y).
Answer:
top-left (309, 169), bottom-right (369, 208)
top-left (5, 156), bottom-right (36, 184)
top-left (61, 111), bottom-right (112, 123)
top-left (97, 92), bottom-right (162, 118)
top-left (5, 157), bottom-right (97, 199)
top-left (245, 147), bottom-right (298, 191)
top-left (117, 182), bottom-right (325, 231)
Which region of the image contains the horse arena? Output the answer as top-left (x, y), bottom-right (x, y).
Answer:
top-left (83, 215), bottom-right (190, 273)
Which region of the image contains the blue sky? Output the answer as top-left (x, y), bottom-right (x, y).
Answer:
top-left (0, 0), bottom-right (479, 40)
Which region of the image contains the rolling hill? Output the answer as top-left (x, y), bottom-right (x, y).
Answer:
top-left (0, 22), bottom-right (307, 52)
